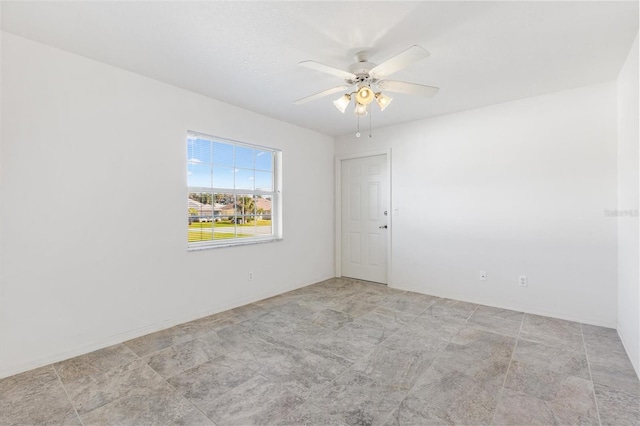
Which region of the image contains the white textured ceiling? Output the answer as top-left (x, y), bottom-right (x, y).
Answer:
top-left (1, 1), bottom-right (638, 137)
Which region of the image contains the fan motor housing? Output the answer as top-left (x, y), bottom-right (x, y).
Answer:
top-left (348, 61), bottom-right (375, 75)
top-left (348, 61), bottom-right (378, 85)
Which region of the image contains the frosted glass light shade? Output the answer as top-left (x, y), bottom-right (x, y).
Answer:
top-left (333, 94), bottom-right (351, 113)
top-left (356, 86), bottom-right (374, 105)
top-left (375, 92), bottom-right (393, 111)
top-left (353, 102), bottom-right (368, 117)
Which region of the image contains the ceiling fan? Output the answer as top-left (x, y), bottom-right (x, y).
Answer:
top-left (294, 45), bottom-right (439, 116)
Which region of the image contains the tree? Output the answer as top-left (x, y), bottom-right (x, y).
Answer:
top-left (189, 193), bottom-right (212, 205)
top-left (235, 196), bottom-right (255, 222)
top-left (215, 193), bottom-right (229, 204)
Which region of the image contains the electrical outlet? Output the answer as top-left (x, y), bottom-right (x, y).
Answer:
top-left (519, 275), bottom-right (527, 287)
top-left (480, 271), bottom-right (487, 282)
top-left (248, 272), bottom-right (253, 281)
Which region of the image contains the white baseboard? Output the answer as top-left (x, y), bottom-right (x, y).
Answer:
top-left (0, 274), bottom-right (332, 379)
top-left (389, 283), bottom-right (617, 329)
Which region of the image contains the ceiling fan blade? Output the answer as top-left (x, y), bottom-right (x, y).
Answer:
top-left (370, 45), bottom-right (430, 78)
top-left (377, 80), bottom-right (439, 97)
top-left (293, 85), bottom-right (351, 105)
top-left (298, 60), bottom-right (356, 81)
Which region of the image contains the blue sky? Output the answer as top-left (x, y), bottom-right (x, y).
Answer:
top-left (187, 137), bottom-right (273, 190)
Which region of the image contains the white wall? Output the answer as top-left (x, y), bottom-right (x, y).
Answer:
top-left (336, 82), bottom-right (618, 327)
top-left (617, 34), bottom-right (639, 377)
top-left (0, 33), bottom-right (335, 378)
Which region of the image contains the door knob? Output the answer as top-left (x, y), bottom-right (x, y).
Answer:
top-left (379, 225), bottom-right (388, 229)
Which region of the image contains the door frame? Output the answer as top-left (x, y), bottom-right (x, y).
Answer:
top-left (335, 149), bottom-right (392, 284)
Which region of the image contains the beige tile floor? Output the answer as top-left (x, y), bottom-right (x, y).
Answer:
top-left (1, 278), bottom-right (638, 425)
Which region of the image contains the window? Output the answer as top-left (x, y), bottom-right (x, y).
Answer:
top-left (187, 131), bottom-right (281, 249)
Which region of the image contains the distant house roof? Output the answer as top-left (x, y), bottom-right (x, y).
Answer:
top-left (220, 204), bottom-right (235, 215)
top-left (218, 198), bottom-right (272, 215)
top-left (188, 199), bottom-right (203, 209)
top-left (256, 198), bottom-right (271, 212)
top-left (188, 199), bottom-right (224, 214)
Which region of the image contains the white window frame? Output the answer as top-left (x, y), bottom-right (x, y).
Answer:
top-left (187, 131), bottom-right (282, 251)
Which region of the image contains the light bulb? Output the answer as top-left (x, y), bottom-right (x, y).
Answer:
top-left (375, 92), bottom-right (393, 111)
top-left (356, 86), bottom-right (375, 105)
top-left (353, 102), bottom-right (368, 117)
top-left (333, 94), bottom-right (351, 113)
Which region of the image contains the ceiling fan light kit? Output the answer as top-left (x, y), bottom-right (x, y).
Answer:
top-left (375, 92), bottom-right (393, 111)
top-left (294, 45), bottom-right (439, 137)
top-left (354, 102), bottom-right (368, 117)
top-left (333, 94), bottom-right (351, 113)
top-left (355, 86), bottom-right (375, 105)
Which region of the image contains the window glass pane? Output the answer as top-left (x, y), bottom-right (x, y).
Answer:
top-left (236, 195), bottom-right (256, 216)
top-left (235, 146), bottom-right (254, 169)
top-left (255, 195), bottom-right (272, 217)
top-left (254, 171), bottom-right (273, 191)
top-left (213, 142), bottom-right (233, 166)
top-left (213, 166), bottom-right (234, 189)
top-left (214, 220), bottom-right (236, 240)
top-left (237, 216), bottom-right (255, 239)
top-left (256, 195), bottom-right (273, 236)
top-left (188, 192), bottom-right (214, 242)
top-left (214, 193), bottom-right (234, 206)
top-left (235, 168), bottom-right (254, 190)
top-left (255, 218), bottom-right (272, 236)
top-left (187, 138), bottom-right (212, 164)
top-left (187, 163), bottom-right (212, 188)
top-left (214, 194), bottom-right (236, 240)
top-left (255, 150), bottom-right (273, 171)
top-left (235, 195), bottom-right (257, 239)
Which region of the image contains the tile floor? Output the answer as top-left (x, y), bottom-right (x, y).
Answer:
top-left (1, 278), bottom-right (639, 425)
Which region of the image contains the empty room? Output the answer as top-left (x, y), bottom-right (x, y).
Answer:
top-left (1, 1), bottom-right (638, 425)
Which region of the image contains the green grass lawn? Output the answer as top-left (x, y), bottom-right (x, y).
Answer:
top-left (188, 230), bottom-right (253, 242)
top-left (188, 219), bottom-right (271, 243)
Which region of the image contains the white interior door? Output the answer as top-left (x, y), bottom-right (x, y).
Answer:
top-left (341, 154), bottom-right (388, 284)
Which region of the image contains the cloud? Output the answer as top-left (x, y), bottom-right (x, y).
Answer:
top-left (188, 158), bottom-right (202, 164)
top-left (257, 151), bottom-right (266, 157)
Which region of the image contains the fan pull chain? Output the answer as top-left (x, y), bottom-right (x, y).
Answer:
top-left (369, 106), bottom-right (373, 138)
top-left (356, 116), bottom-right (361, 138)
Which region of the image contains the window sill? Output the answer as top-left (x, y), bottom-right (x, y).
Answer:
top-left (187, 237), bottom-right (283, 251)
